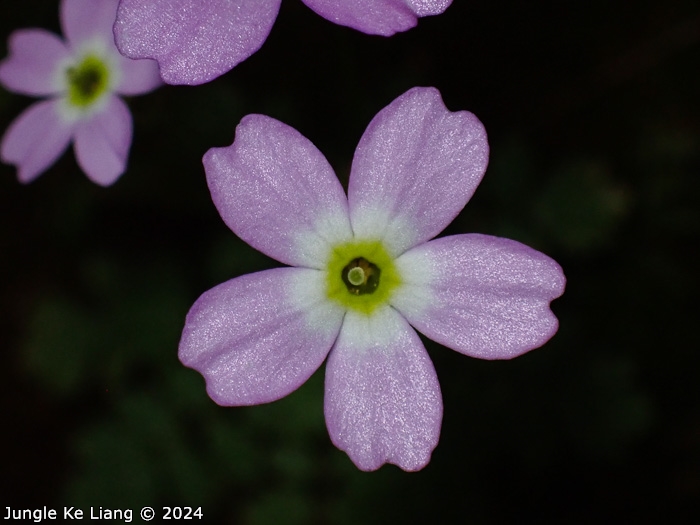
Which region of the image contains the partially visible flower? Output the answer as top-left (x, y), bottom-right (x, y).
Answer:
top-left (114, 0), bottom-right (453, 85)
top-left (180, 87), bottom-right (566, 471)
top-left (0, 0), bottom-right (162, 185)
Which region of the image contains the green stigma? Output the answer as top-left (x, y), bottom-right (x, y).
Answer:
top-left (66, 55), bottom-right (110, 108)
top-left (326, 240), bottom-right (401, 315)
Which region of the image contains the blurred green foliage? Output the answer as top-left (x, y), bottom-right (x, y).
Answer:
top-left (2, 0), bottom-right (699, 523)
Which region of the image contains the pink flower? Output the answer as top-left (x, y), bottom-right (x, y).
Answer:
top-left (180, 87), bottom-right (566, 471)
top-left (114, 0), bottom-right (453, 85)
top-left (0, 0), bottom-right (162, 186)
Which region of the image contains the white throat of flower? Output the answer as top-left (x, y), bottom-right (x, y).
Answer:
top-left (57, 41), bottom-right (117, 122)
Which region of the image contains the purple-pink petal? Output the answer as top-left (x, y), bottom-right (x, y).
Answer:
top-left (1, 99), bottom-right (74, 183)
top-left (392, 234), bottom-right (566, 360)
top-left (405, 0), bottom-right (454, 16)
top-left (114, 54), bottom-right (162, 95)
top-left (348, 87), bottom-right (489, 257)
top-left (325, 307), bottom-right (443, 471)
top-left (73, 95), bottom-right (132, 186)
top-left (61, 0), bottom-right (119, 49)
top-left (301, 0), bottom-right (452, 36)
top-left (0, 29), bottom-right (69, 96)
top-left (179, 268), bottom-right (345, 406)
top-left (203, 114), bottom-right (352, 269)
top-left (114, 0), bottom-right (281, 85)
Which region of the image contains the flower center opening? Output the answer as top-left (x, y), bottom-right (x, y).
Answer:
top-left (342, 257), bottom-right (380, 294)
top-left (66, 55), bottom-right (110, 108)
top-left (325, 240), bottom-right (401, 315)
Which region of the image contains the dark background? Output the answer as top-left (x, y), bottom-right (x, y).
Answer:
top-left (1, 1), bottom-right (699, 523)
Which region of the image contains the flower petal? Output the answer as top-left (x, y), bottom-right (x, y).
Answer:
top-left (1, 99), bottom-right (74, 183)
top-left (114, 0), bottom-right (281, 85)
top-left (404, 0), bottom-right (454, 16)
top-left (179, 268), bottom-right (345, 406)
top-left (61, 0), bottom-right (119, 48)
top-left (73, 95), bottom-right (132, 186)
top-left (0, 29), bottom-right (69, 96)
top-left (348, 87), bottom-right (489, 256)
top-left (114, 55), bottom-right (162, 95)
top-left (203, 114), bottom-right (353, 269)
top-left (301, 0), bottom-right (452, 36)
top-left (392, 234), bottom-right (566, 360)
top-left (325, 306), bottom-right (442, 471)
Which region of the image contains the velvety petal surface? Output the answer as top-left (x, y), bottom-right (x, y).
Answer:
top-left (325, 306), bottom-right (442, 471)
top-left (302, 0), bottom-right (452, 36)
top-left (61, 0), bottom-right (119, 48)
top-left (114, 0), bottom-right (281, 85)
top-left (1, 99), bottom-right (74, 183)
top-left (73, 95), bottom-right (132, 186)
top-left (0, 30), bottom-right (69, 96)
top-left (392, 234), bottom-right (566, 360)
top-left (204, 114), bottom-right (353, 269)
top-left (180, 268), bottom-right (345, 406)
top-left (405, 0), bottom-right (453, 15)
top-left (348, 87), bottom-right (489, 257)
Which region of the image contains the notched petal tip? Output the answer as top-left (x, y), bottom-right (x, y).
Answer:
top-left (393, 234), bottom-right (566, 360)
top-left (302, 0), bottom-right (453, 36)
top-left (114, 0), bottom-right (282, 85)
top-left (349, 86), bottom-right (489, 256)
top-left (179, 268), bottom-right (344, 406)
top-left (203, 113), bottom-right (351, 268)
top-left (325, 308), bottom-right (443, 472)
top-left (0, 29), bottom-right (70, 96)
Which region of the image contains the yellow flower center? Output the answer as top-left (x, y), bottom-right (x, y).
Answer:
top-left (325, 239), bottom-right (401, 315)
top-left (66, 55), bottom-right (110, 108)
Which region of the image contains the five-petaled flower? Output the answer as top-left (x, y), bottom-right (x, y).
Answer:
top-left (113, 0), bottom-right (453, 85)
top-left (0, 0), bottom-right (162, 186)
top-left (179, 86), bottom-right (566, 471)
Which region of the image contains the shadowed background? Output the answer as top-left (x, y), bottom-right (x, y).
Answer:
top-left (1, 0), bottom-right (699, 522)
